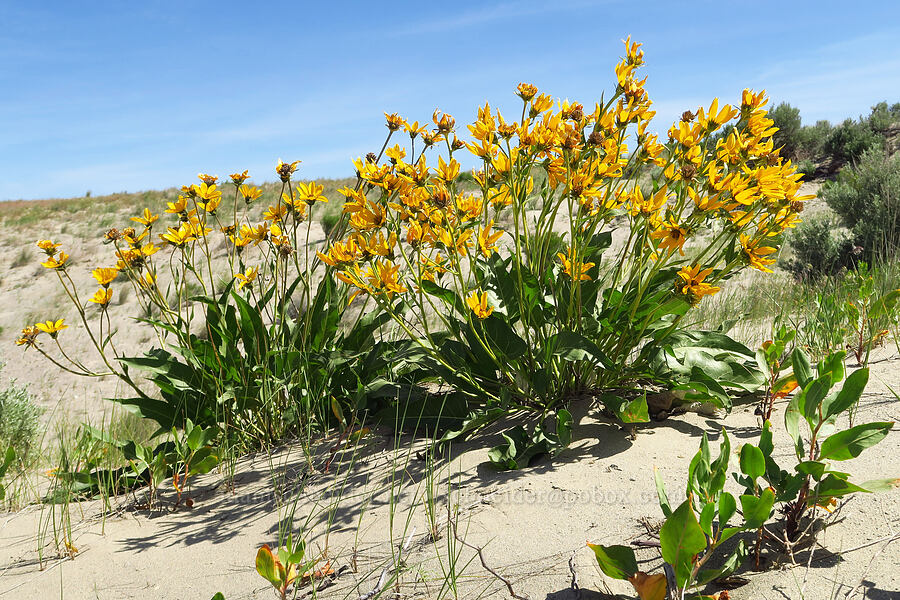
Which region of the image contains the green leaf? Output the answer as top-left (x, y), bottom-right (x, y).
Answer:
top-left (482, 315), bottom-right (528, 361)
top-left (556, 409), bottom-right (573, 449)
top-left (814, 473), bottom-right (871, 500)
top-left (659, 500), bottom-right (707, 588)
top-left (870, 289), bottom-right (900, 321)
top-left (614, 394), bottom-right (650, 424)
top-left (421, 280), bottom-right (466, 316)
top-left (739, 444), bottom-right (765, 480)
top-left (654, 467), bottom-right (672, 518)
top-left (817, 351), bottom-right (847, 385)
top-left (857, 478), bottom-right (900, 492)
top-left (799, 373), bottom-right (833, 424)
top-left (819, 422), bottom-right (893, 461)
top-left (699, 502), bottom-right (716, 536)
top-left (0, 446), bottom-right (15, 479)
top-left (740, 488), bottom-right (775, 529)
top-left (719, 492), bottom-right (737, 526)
top-left (822, 368), bottom-right (868, 420)
top-left (586, 543), bottom-right (638, 580)
top-left (255, 545), bottom-right (281, 587)
top-left (784, 394), bottom-right (805, 457)
top-left (547, 330), bottom-right (612, 368)
top-left (696, 540), bottom-right (746, 586)
top-left (796, 461), bottom-right (827, 480)
top-left (792, 347), bottom-right (812, 388)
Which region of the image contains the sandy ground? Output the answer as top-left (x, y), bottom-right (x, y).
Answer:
top-left (1, 344), bottom-right (897, 600)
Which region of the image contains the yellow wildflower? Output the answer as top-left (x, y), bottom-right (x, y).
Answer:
top-left (557, 247), bottom-right (595, 281)
top-left (92, 267), bottom-right (119, 287)
top-left (36, 240), bottom-right (61, 255)
top-left (234, 267), bottom-right (258, 290)
top-left (263, 204), bottom-right (289, 223)
top-left (197, 173), bottom-right (218, 186)
top-left (478, 220), bottom-right (503, 258)
top-left (466, 290), bottom-right (494, 320)
top-left (41, 252), bottom-right (69, 270)
top-left (88, 288), bottom-right (113, 306)
top-left (296, 181), bottom-right (327, 206)
top-left (160, 224), bottom-right (197, 247)
top-left (650, 218), bottom-right (688, 256)
top-left (516, 82), bottom-right (538, 102)
top-left (676, 265), bottom-right (720, 304)
top-left (35, 319), bottom-right (68, 338)
top-left (384, 112), bottom-right (406, 131)
top-left (131, 208), bottom-right (159, 227)
top-left (276, 159), bottom-right (301, 181)
top-left (239, 185), bottom-right (262, 204)
top-left (230, 170), bottom-right (250, 185)
top-left (166, 195), bottom-right (189, 215)
top-left (15, 325), bottom-right (41, 348)
top-left (740, 234), bottom-right (777, 273)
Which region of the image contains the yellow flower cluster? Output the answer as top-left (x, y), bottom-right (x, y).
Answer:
top-left (315, 38), bottom-right (808, 319)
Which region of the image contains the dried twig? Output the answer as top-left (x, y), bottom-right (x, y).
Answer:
top-left (568, 550), bottom-right (581, 600)
top-left (842, 531), bottom-right (900, 600)
top-left (450, 519), bottom-right (529, 600)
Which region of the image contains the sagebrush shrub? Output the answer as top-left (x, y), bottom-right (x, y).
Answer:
top-left (783, 213), bottom-right (856, 279)
top-left (0, 380), bottom-right (42, 463)
top-left (823, 146), bottom-right (900, 262)
top-left (768, 102), bottom-right (802, 160)
top-left (824, 118), bottom-right (882, 163)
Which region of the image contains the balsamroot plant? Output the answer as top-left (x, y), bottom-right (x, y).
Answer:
top-left (19, 166), bottom-right (394, 449)
top-left (317, 38), bottom-right (809, 430)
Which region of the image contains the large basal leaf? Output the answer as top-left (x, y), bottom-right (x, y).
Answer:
top-left (647, 330), bottom-right (764, 393)
top-left (546, 330), bottom-right (612, 368)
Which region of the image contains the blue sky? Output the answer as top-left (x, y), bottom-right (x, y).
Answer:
top-left (2, 1), bottom-right (899, 201)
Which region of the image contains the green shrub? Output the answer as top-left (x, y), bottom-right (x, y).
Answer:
top-left (0, 381), bottom-right (42, 464)
top-left (797, 158), bottom-right (816, 179)
top-left (824, 118), bottom-right (882, 163)
top-left (866, 101), bottom-right (900, 133)
top-left (768, 102), bottom-right (802, 160)
top-left (783, 213), bottom-right (856, 279)
top-left (320, 209), bottom-right (341, 237)
top-left (796, 119), bottom-right (832, 159)
top-left (823, 146), bottom-right (900, 262)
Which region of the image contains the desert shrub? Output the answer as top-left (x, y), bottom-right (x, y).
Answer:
top-left (866, 100), bottom-right (900, 133)
top-left (782, 213), bottom-right (856, 278)
top-left (0, 380), bottom-right (42, 464)
top-left (796, 158), bottom-right (816, 179)
top-left (823, 117), bottom-right (882, 163)
top-left (796, 119), bottom-right (832, 159)
top-left (768, 101), bottom-right (802, 160)
top-left (823, 146), bottom-right (900, 262)
top-left (320, 209), bottom-right (341, 237)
